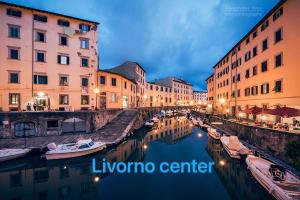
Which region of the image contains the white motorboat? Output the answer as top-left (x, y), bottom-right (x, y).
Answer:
top-left (246, 155), bottom-right (300, 200)
top-left (220, 135), bottom-right (252, 159)
top-left (0, 148), bottom-right (31, 162)
top-left (207, 127), bottom-right (221, 140)
top-left (198, 120), bottom-right (210, 129)
top-left (166, 110), bottom-right (173, 117)
top-left (45, 138), bottom-right (106, 160)
top-left (152, 117), bottom-right (160, 122)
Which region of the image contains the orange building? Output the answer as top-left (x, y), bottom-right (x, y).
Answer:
top-left (206, 0), bottom-right (300, 122)
top-left (96, 70), bottom-right (137, 109)
top-left (145, 82), bottom-right (173, 107)
top-left (0, 2), bottom-right (99, 111)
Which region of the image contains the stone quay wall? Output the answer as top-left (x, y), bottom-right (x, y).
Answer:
top-left (0, 109), bottom-right (122, 138)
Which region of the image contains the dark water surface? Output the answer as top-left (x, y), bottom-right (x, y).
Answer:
top-left (0, 117), bottom-right (274, 200)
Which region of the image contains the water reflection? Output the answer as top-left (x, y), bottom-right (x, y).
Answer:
top-left (206, 138), bottom-right (274, 200)
top-left (0, 117), bottom-right (274, 200)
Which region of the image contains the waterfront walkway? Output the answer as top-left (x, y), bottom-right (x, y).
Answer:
top-left (0, 110), bottom-right (138, 149)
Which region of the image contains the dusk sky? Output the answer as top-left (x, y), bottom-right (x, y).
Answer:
top-left (4, 0), bottom-right (279, 90)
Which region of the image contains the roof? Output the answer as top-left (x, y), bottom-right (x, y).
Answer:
top-left (212, 0), bottom-right (286, 69)
top-left (205, 73), bottom-right (214, 81)
top-left (193, 90), bottom-right (207, 93)
top-left (97, 69), bottom-right (137, 84)
top-left (0, 1), bottom-right (99, 25)
top-left (147, 81), bottom-right (172, 88)
top-left (172, 78), bottom-right (193, 86)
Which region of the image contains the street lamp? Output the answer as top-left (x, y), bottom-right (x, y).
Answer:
top-left (93, 88), bottom-right (100, 110)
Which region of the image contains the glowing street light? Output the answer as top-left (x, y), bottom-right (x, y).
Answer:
top-left (219, 160), bottom-right (226, 166)
top-left (94, 176), bottom-right (100, 183)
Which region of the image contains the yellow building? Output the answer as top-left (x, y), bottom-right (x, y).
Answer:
top-left (0, 1), bottom-right (99, 111)
top-left (206, 0), bottom-right (300, 122)
top-left (155, 77), bottom-right (193, 106)
top-left (144, 82), bottom-right (173, 107)
top-left (96, 70), bottom-right (137, 109)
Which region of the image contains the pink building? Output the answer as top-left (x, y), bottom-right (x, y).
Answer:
top-left (0, 1), bottom-right (99, 111)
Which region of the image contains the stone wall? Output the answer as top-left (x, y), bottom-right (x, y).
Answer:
top-left (0, 109), bottom-right (122, 138)
top-left (196, 112), bottom-right (300, 170)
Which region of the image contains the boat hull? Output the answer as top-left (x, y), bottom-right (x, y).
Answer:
top-left (222, 143), bottom-right (241, 159)
top-left (46, 144), bottom-right (105, 160)
top-left (0, 149), bottom-right (31, 162)
top-left (208, 130), bottom-right (221, 140)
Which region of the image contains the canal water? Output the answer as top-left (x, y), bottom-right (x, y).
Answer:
top-left (0, 116), bottom-right (274, 200)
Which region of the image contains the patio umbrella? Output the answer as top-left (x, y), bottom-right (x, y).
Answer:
top-left (265, 106), bottom-right (300, 118)
top-left (242, 106), bottom-right (263, 115)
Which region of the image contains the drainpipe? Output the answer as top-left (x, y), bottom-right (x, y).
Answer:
top-left (235, 48), bottom-right (238, 118)
top-left (31, 11), bottom-right (34, 99)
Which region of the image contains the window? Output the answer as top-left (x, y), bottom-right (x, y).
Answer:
top-left (8, 25), bottom-right (20, 38)
top-left (80, 38), bottom-right (89, 49)
top-left (9, 93), bottom-right (20, 105)
top-left (79, 24), bottom-right (91, 32)
top-left (275, 53), bottom-right (283, 68)
top-left (111, 93), bottom-right (117, 103)
top-left (111, 78), bottom-right (116, 86)
top-left (261, 20), bottom-right (269, 31)
top-left (59, 94), bottom-right (69, 105)
top-left (274, 80), bottom-right (282, 92)
top-left (262, 38), bottom-right (268, 51)
top-left (100, 76), bottom-right (106, 84)
top-left (275, 28), bottom-right (282, 43)
top-left (59, 75), bottom-right (68, 86)
top-left (34, 75), bottom-right (48, 84)
top-left (35, 30), bottom-right (46, 42)
top-left (124, 81), bottom-right (127, 89)
top-left (81, 95), bottom-right (89, 105)
top-left (273, 7), bottom-right (283, 21)
top-left (253, 46), bottom-right (257, 57)
top-left (246, 37), bottom-right (250, 44)
top-left (33, 14), bottom-right (47, 22)
top-left (245, 87), bottom-right (251, 96)
top-left (59, 35), bottom-right (68, 45)
top-left (261, 83), bottom-right (269, 94)
top-left (81, 77), bottom-right (89, 87)
top-left (261, 60), bottom-right (268, 72)
top-left (253, 31), bottom-right (257, 39)
top-left (57, 55), bottom-right (70, 65)
top-left (245, 69), bottom-right (250, 79)
top-left (252, 65), bottom-right (257, 76)
top-left (8, 47), bottom-right (20, 59)
top-left (81, 57), bottom-right (89, 67)
top-left (36, 51), bottom-right (45, 62)
top-left (237, 74), bottom-right (240, 82)
top-left (57, 19), bottom-right (70, 27)
top-left (245, 51), bottom-right (251, 62)
top-left (9, 72), bottom-right (19, 83)
top-left (251, 85), bottom-right (258, 95)
top-left (7, 8), bottom-right (22, 17)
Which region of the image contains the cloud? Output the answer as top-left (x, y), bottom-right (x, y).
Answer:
top-left (5, 0), bottom-right (279, 90)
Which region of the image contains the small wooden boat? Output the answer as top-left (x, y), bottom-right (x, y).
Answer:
top-left (45, 138), bottom-right (106, 160)
top-left (220, 135), bottom-right (252, 159)
top-left (0, 148), bottom-right (31, 162)
top-left (207, 127), bottom-right (221, 140)
top-left (246, 155), bottom-right (300, 200)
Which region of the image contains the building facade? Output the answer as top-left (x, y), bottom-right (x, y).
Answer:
top-left (155, 77), bottom-right (193, 106)
top-left (108, 61), bottom-right (146, 107)
top-left (206, 74), bottom-right (214, 112)
top-left (144, 82), bottom-right (173, 107)
top-left (193, 90), bottom-right (207, 105)
top-left (0, 2), bottom-right (99, 111)
top-left (206, 0), bottom-right (300, 122)
top-left (97, 70), bottom-right (136, 109)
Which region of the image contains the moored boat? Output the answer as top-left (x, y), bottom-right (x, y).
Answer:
top-left (246, 155), bottom-right (300, 200)
top-left (0, 148), bottom-right (31, 162)
top-left (220, 135), bottom-right (252, 159)
top-left (45, 138), bottom-right (106, 160)
top-left (207, 127), bottom-right (221, 140)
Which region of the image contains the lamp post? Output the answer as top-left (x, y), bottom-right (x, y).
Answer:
top-left (93, 88), bottom-right (100, 110)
